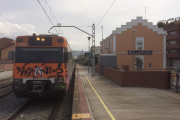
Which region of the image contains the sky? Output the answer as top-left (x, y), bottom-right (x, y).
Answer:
top-left (0, 0), bottom-right (180, 51)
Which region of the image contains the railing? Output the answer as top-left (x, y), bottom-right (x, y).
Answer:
top-left (166, 34), bottom-right (180, 40)
top-left (166, 44), bottom-right (180, 49)
top-left (167, 53), bottom-right (180, 58)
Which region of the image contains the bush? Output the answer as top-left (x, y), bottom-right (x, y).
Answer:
top-left (157, 22), bottom-right (165, 28)
top-left (169, 22), bottom-right (175, 25)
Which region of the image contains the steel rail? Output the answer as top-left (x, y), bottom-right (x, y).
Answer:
top-left (0, 91), bottom-right (13, 99)
top-left (6, 100), bottom-right (32, 120)
top-left (49, 98), bottom-right (65, 120)
top-left (0, 83), bottom-right (12, 89)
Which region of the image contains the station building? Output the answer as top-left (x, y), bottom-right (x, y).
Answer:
top-left (100, 17), bottom-right (167, 71)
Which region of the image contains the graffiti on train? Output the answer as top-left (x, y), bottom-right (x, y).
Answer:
top-left (16, 63), bottom-right (64, 78)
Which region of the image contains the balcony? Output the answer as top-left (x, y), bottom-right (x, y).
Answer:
top-left (166, 44), bottom-right (180, 49)
top-left (166, 34), bottom-right (180, 40)
top-left (163, 24), bottom-right (180, 31)
top-left (166, 53), bottom-right (180, 59)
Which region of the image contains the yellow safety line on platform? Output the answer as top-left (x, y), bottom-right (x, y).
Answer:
top-left (72, 113), bottom-right (91, 119)
top-left (80, 66), bottom-right (116, 120)
top-left (72, 114), bottom-right (82, 119)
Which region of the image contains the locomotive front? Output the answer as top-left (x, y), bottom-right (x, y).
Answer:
top-left (12, 35), bottom-right (69, 98)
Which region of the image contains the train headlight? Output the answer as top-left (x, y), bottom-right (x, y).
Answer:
top-left (13, 78), bottom-right (23, 83)
top-left (41, 38), bottom-right (45, 41)
top-left (37, 37), bottom-right (40, 41)
top-left (55, 78), bottom-right (65, 83)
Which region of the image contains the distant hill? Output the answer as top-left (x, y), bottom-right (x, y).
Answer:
top-left (72, 51), bottom-right (88, 57)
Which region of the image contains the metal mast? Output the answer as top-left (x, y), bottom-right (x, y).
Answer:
top-left (92, 24), bottom-right (96, 76)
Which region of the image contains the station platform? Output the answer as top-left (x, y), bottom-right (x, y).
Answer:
top-left (0, 71), bottom-right (12, 81)
top-left (72, 65), bottom-right (180, 120)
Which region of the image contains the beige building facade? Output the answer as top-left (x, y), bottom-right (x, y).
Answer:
top-left (101, 17), bottom-right (167, 71)
top-left (1, 43), bottom-right (15, 60)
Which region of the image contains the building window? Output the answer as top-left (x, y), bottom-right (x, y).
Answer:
top-left (7, 42), bottom-right (11, 44)
top-left (110, 39), bottom-right (112, 51)
top-left (170, 40), bottom-right (177, 44)
top-left (107, 41), bottom-right (109, 51)
top-left (137, 43), bottom-right (143, 50)
top-left (0, 42), bottom-right (4, 44)
top-left (136, 37), bottom-right (144, 50)
top-left (170, 31), bottom-right (177, 35)
top-left (170, 50), bottom-right (177, 53)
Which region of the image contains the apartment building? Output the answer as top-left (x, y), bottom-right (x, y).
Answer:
top-left (163, 20), bottom-right (180, 69)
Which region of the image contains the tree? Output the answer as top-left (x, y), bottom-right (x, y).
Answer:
top-left (169, 22), bottom-right (175, 25)
top-left (135, 57), bottom-right (143, 71)
top-left (157, 22), bottom-right (165, 28)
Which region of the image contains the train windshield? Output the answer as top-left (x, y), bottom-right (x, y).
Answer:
top-left (15, 47), bottom-right (64, 63)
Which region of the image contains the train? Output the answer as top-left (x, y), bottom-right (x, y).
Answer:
top-left (11, 34), bottom-right (75, 98)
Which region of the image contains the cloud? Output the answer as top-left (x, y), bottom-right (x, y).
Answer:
top-left (0, 21), bottom-right (37, 39)
top-left (1, 0), bottom-right (180, 50)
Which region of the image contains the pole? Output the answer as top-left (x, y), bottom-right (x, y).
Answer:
top-left (88, 39), bottom-right (90, 73)
top-left (92, 24), bottom-right (95, 76)
top-left (102, 26), bottom-right (103, 40)
top-left (81, 49), bottom-right (83, 66)
top-left (145, 6), bottom-right (146, 19)
top-left (133, 31), bottom-right (134, 71)
top-left (176, 72), bottom-right (179, 92)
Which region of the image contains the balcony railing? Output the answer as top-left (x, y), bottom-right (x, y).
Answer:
top-left (166, 44), bottom-right (180, 49)
top-left (163, 24), bottom-right (180, 31)
top-left (166, 34), bottom-right (180, 40)
top-left (166, 53), bottom-right (180, 58)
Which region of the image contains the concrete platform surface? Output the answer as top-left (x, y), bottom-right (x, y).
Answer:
top-left (76, 65), bottom-right (180, 120)
top-left (0, 71), bottom-right (12, 81)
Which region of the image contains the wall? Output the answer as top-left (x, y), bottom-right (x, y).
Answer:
top-left (95, 65), bottom-right (100, 74)
top-left (0, 64), bottom-right (13, 72)
top-left (96, 65), bottom-right (171, 89)
top-left (101, 36), bottom-right (113, 54)
top-left (1, 44), bottom-right (15, 59)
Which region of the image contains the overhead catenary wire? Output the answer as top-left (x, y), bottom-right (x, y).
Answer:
top-left (0, 14), bottom-right (30, 35)
top-left (0, 21), bottom-right (27, 35)
top-left (0, 32), bottom-right (16, 40)
top-left (45, 0), bottom-right (64, 35)
top-left (96, 0), bottom-right (116, 28)
top-left (37, 0), bottom-right (59, 35)
top-left (45, 0), bottom-right (59, 25)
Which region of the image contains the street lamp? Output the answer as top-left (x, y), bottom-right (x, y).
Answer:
top-left (88, 37), bottom-right (91, 73)
top-left (133, 30), bottom-right (137, 71)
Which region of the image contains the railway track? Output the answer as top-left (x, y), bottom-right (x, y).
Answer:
top-left (0, 83), bottom-right (12, 89)
top-left (0, 83), bottom-right (13, 99)
top-left (6, 99), bottom-right (32, 120)
top-left (6, 98), bottom-right (64, 120)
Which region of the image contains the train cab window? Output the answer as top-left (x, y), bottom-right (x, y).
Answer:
top-left (15, 47), bottom-right (64, 63)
